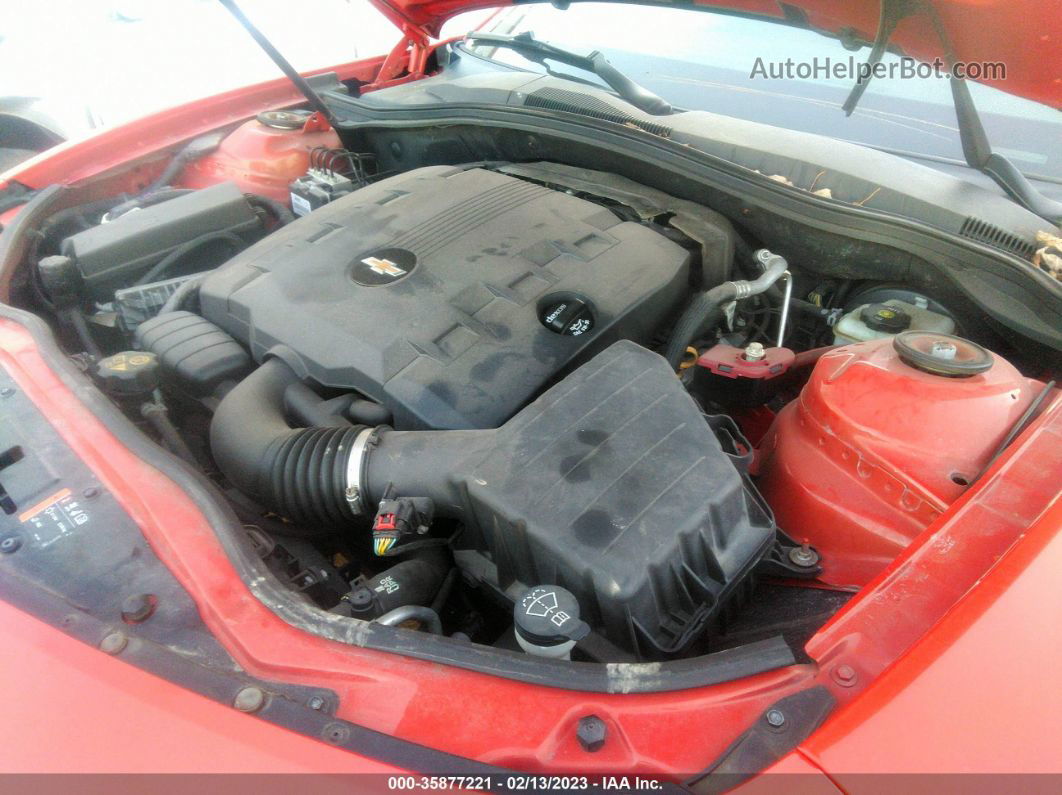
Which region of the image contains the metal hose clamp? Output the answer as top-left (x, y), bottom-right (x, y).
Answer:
top-left (344, 426), bottom-right (378, 515)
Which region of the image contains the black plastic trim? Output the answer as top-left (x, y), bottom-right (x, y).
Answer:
top-left (686, 686), bottom-right (836, 793)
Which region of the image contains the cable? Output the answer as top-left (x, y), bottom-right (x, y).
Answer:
top-left (135, 231), bottom-right (244, 285)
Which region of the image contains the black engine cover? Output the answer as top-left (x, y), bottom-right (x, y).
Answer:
top-left (199, 165), bottom-right (690, 429)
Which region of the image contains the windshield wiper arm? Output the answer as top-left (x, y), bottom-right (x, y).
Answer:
top-left (840, 0), bottom-right (1061, 225)
top-left (465, 31), bottom-right (672, 116)
top-left (948, 75), bottom-right (1062, 224)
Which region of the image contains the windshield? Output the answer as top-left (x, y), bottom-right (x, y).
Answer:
top-left (455, 3), bottom-right (1061, 181)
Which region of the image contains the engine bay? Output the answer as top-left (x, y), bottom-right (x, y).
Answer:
top-left (7, 111), bottom-right (1055, 666)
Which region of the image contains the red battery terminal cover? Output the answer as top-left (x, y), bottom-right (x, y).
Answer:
top-left (697, 343), bottom-right (795, 379)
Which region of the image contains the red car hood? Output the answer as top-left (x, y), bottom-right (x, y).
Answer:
top-left (369, 0), bottom-right (1061, 108)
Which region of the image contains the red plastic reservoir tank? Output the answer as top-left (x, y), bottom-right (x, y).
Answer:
top-left (177, 111), bottom-right (341, 203)
top-left (756, 333), bottom-right (1046, 587)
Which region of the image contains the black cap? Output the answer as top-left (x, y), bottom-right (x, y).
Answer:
top-left (540, 297), bottom-right (595, 337)
top-left (37, 255), bottom-right (84, 309)
top-left (514, 585), bottom-right (590, 647)
top-left (95, 351), bottom-right (161, 398)
top-left (861, 303), bottom-right (911, 333)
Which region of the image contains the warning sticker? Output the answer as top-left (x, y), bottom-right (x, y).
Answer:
top-left (19, 488), bottom-right (91, 548)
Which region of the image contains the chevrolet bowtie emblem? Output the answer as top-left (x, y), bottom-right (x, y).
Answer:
top-left (362, 256), bottom-right (407, 277)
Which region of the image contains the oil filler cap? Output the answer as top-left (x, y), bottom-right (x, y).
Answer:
top-left (893, 331), bottom-right (993, 377)
top-left (540, 297), bottom-right (595, 337)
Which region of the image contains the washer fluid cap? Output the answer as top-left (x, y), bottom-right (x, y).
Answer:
top-left (515, 585), bottom-right (590, 648)
top-left (893, 331), bottom-right (993, 377)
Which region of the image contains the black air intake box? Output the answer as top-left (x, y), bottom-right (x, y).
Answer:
top-left (367, 342), bottom-right (777, 657)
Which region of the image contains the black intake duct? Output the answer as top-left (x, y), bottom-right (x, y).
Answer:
top-left (210, 341), bottom-right (776, 656)
top-left (210, 357), bottom-right (369, 528)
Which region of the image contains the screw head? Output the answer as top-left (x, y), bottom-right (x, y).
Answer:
top-left (0, 387), bottom-right (14, 398)
top-left (788, 543), bottom-right (820, 568)
top-left (576, 715), bottom-right (607, 753)
top-left (234, 686), bottom-right (266, 713)
top-left (765, 709), bottom-right (786, 728)
top-left (322, 722), bottom-right (351, 745)
top-left (121, 593), bottom-right (157, 624)
top-left (0, 535), bottom-right (22, 554)
top-left (833, 664), bottom-right (858, 687)
top-left (83, 486), bottom-right (100, 499)
top-left (743, 342), bottom-right (767, 362)
top-left (929, 341), bottom-right (958, 360)
top-left (100, 632), bottom-right (128, 655)
top-left (308, 696), bottom-right (326, 711)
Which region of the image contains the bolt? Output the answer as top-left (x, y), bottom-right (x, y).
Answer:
top-left (308, 696), bottom-right (326, 711)
top-left (788, 542), bottom-right (820, 568)
top-left (832, 664), bottom-right (858, 687)
top-left (100, 632), bottom-right (128, 655)
top-left (0, 387), bottom-right (14, 398)
top-left (348, 586), bottom-right (373, 611)
top-left (234, 686), bottom-right (266, 713)
top-left (0, 535), bottom-right (22, 554)
top-left (322, 722), bottom-right (351, 745)
top-left (576, 715), bottom-right (607, 753)
top-left (743, 342), bottom-right (766, 362)
top-left (83, 486), bottom-right (100, 499)
top-left (765, 709), bottom-right (786, 728)
top-left (929, 341), bottom-right (957, 360)
top-left (121, 593), bottom-right (157, 624)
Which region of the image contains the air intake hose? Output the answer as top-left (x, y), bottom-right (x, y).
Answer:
top-left (663, 249), bottom-right (789, 370)
top-left (210, 357), bottom-right (480, 528)
top-left (209, 357), bottom-right (372, 528)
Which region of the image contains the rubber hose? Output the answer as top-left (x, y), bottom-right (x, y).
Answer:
top-left (158, 273), bottom-right (206, 315)
top-left (348, 547), bottom-right (451, 619)
top-left (209, 358), bottom-right (368, 528)
top-left (136, 231), bottom-right (244, 285)
top-left (664, 251), bottom-right (789, 370)
top-left (663, 283), bottom-right (737, 370)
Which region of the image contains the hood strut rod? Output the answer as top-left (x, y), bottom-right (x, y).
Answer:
top-left (217, 0), bottom-right (346, 127)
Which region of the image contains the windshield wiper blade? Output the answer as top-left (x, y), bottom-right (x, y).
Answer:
top-left (465, 31), bottom-right (672, 116)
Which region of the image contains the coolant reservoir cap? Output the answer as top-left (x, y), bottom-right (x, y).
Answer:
top-left (861, 303), bottom-right (911, 333)
top-left (893, 331), bottom-right (993, 377)
top-left (515, 585), bottom-right (591, 647)
top-left (95, 351), bottom-right (160, 397)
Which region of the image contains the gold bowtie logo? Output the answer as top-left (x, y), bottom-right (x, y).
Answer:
top-left (362, 256), bottom-right (407, 277)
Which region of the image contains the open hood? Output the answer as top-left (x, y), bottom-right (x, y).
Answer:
top-left (368, 0), bottom-right (1061, 108)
